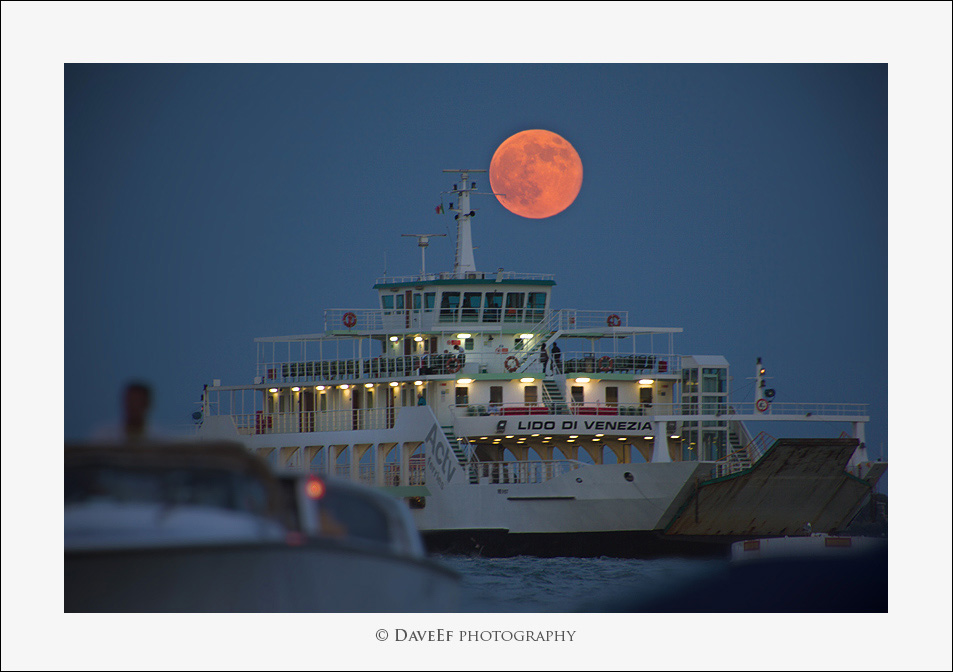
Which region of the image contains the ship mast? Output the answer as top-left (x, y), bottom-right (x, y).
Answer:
top-left (443, 169), bottom-right (488, 277)
top-left (401, 233), bottom-right (446, 278)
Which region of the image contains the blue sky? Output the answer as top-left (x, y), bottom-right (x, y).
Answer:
top-left (65, 63), bottom-right (887, 459)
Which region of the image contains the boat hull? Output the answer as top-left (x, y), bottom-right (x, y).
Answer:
top-left (65, 539), bottom-right (460, 612)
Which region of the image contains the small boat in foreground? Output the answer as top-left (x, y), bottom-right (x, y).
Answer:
top-left (65, 441), bottom-right (460, 612)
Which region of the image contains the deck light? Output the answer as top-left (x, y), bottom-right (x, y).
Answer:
top-left (575, 377), bottom-right (590, 383)
top-left (567, 439), bottom-right (575, 443)
top-left (389, 336), bottom-right (399, 342)
top-left (316, 385), bottom-right (325, 391)
top-left (457, 333), bottom-right (471, 339)
top-left (414, 380), bottom-right (424, 386)
top-left (592, 438), bottom-right (601, 442)
top-left (638, 379), bottom-right (654, 385)
top-left (544, 437), bottom-right (552, 440)
top-left (569, 435), bottom-right (578, 439)
top-left (670, 435), bottom-right (680, 439)
top-left (520, 377), bottom-right (535, 383)
top-left (365, 383), bottom-right (374, 388)
top-left (291, 386), bottom-right (301, 392)
top-left (306, 476), bottom-right (326, 500)
top-left (505, 435), bottom-right (514, 439)
top-left (531, 433), bottom-right (540, 437)
top-left (389, 381), bottom-right (399, 387)
top-left (617, 437), bottom-right (626, 441)
top-left (645, 436), bottom-right (654, 440)
top-left (268, 388), bottom-right (278, 393)
top-left (414, 336), bottom-right (424, 342)
top-left (340, 384), bottom-right (349, 390)
top-left (480, 437), bottom-right (488, 440)
top-left (458, 378), bottom-right (473, 384)
top-left (519, 333), bottom-right (534, 339)
top-left (595, 433), bottom-right (604, 437)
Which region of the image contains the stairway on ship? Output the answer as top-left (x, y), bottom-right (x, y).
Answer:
top-left (441, 424), bottom-right (479, 484)
top-left (541, 378), bottom-right (569, 414)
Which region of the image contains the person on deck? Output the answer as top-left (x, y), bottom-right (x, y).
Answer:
top-left (539, 343), bottom-right (550, 375)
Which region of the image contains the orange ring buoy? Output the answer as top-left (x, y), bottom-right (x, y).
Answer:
top-left (598, 356), bottom-right (614, 372)
top-left (504, 355), bottom-right (519, 372)
top-left (446, 356), bottom-right (461, 373)
top-left (607, 314), bottom-right (621, 327)
top-left (342, 312), bottom-right (357, 328)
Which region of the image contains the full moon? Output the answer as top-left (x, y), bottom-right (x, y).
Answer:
top-left (489, 129), bottom-right (583, 219)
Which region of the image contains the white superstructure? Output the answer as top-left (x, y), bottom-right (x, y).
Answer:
top-left (195, 169), bottom-right (885, 556)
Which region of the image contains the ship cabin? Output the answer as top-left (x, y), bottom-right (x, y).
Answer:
top-left (200, 265), bottom-right (762, 472)
top-left (198, 170), bottom-right (870, 486)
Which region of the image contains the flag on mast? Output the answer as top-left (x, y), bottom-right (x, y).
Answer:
top-left (435, 204), bottom-right (444, 214)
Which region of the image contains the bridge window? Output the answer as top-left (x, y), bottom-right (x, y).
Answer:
top-left (484, 292), bottom-right (503, 322)
top-left (462, 292), bottom-right (482, 322)
top-left (395, 294), bottom-right (404, 310)
top-left (527, 292), bottom-right (546, 321)
top-left (424, 292), bottom-right (435, 312)
top-left (504, 292), bottom-right (524, 322)
top-left (439, 292), bottom-right (460, 322)
top-left (381, 295), bottom-right (394, 311)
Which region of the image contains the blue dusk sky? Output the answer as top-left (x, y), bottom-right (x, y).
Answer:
top-left (63, 62), bottom-right (889, 455)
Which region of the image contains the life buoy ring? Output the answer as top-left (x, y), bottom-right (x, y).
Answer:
top-left (607, 314), bottom-right (621, 327)
top-left (342, 312), bottom-right (357, 328)
top-left (598, 356), bottom-right (614, 372)
top-left (504, 355), bottom-right (519, 372)
top-left (756, 398), bottom-right (769, 413)
top-left (446, 356), bottom-right (461, 373)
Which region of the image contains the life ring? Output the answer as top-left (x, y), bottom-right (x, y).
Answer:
top-left (446, 356), bottom-right (461, 373)
top-left (756, 398), bottom-right (769, 413)
top-left (606, 314), bottom-right (621, 327)
top-left (342, 312), bottom-right (357, 328)
top-left (598, 356), bottom-right (614, 372)
top-left (504, 355), bottom-right (519, 372)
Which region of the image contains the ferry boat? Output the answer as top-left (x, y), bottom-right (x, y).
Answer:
top-left (195, 169), bottom-right (887, 557)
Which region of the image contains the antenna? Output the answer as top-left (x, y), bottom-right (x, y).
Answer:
top-left (401, 233), bottom-right (446, 277)
top-left (442, 169), bottom-right (488, 277)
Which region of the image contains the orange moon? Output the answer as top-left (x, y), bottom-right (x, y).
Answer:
top-left (489, 129), bottom-right (583, 219)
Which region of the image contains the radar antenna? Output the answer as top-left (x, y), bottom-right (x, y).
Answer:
top-left (401, 233), bottom-right (446, 278)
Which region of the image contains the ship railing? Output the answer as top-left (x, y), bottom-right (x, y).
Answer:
top-left (257, 349), bottom-right (679, 383)
top-left (374, 271), bottom-right (556, 284)
top-left (711, 430), bottom-right (776, 478)
top-left (231, 408), bottom-right (395, 435)
top-left (324, 306), bottom-right (552, 332)
top-left (472, 459), bottom-right (585, 485)
top-left (554, 309), bottom-right (629, 330)
top-left (718, 402), bottom-right (870, 418)
top-left (453, 401), bottom-right (666, 417)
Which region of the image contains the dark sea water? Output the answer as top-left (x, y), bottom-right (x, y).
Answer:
top-left (435, 555), bottom-right (727, 612)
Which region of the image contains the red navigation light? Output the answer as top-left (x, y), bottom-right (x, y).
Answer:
top-left (306, 476), bottom-right (326, 500)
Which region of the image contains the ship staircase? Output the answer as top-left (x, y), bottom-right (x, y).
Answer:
top-left (514, 309), bottom-right (564, 376)
top-left (541, 378), bottom-right (569, 414)
top-left (712, 429), bottom-right (775, 478)
top-left (441, 424), bottom-right (478, 484)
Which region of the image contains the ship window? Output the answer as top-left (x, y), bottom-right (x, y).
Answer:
top-left (313, 489), bottom-right (390, 546)
top-left (455, 387), bottom-right (469, 406)
top-left (424, 292), bottom-right (435, 312)
top-left (527, 292), bottom-right (546, 321)
top-left (381, 295), bottom-right (394, 311)
top-left (489, 386), bottom-right (503, 404)
top-left (465, 338), bottom-right (474, 351)
top-left (639, 387), bottom-right (653, 406)
top-left (504, 293), bottom-right (524, 322)
top-left (413, 293), bottom-right (421, 310)
top-left (462, 292), bottom-right (481, 322)
top-left (439, 292), bottom-right (460, 322)
top-left (524, 385), bottom-right (538, 404)
top-left (606, 387), bottom-right (618, 406)
top-left (571, 386), bottom-right (584, 403)
top-left (395, 294), bottom-right (404, 310)
top-left (483, 292), bottom-right (503, 322)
